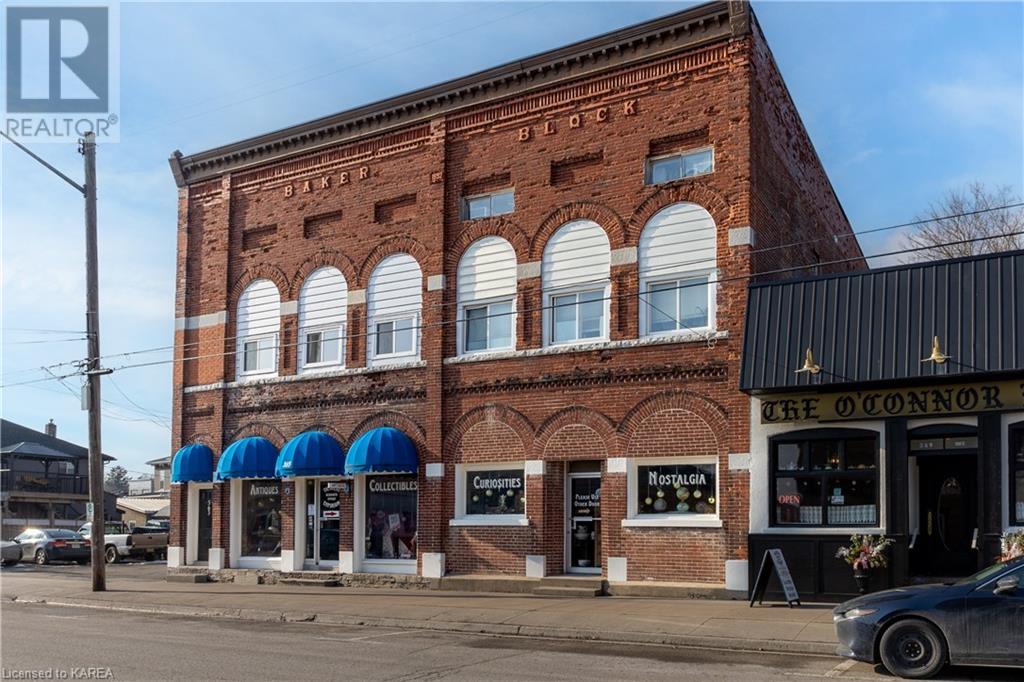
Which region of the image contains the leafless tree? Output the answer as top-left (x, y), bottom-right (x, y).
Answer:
top-left (900, 183), bottom-right (1024, 261)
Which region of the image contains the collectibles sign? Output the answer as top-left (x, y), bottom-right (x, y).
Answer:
top-left (760, 379), bottom-right (1024, 424)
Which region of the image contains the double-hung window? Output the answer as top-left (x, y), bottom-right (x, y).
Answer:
top-left (374, 316), bottom-right (416, 358)
top-left (645, 147), bottom-right (714, 185)
top-left (463, 300), bottom-right (514, 353)
top-left (550, 289), bottom-right (606, 344)
top-left (241, 335), bottom-right (277, 375)
top-left (302, 324), bottom-right (344, 368)
top-left (645, 275), bottom-right (713, 334)
top-left (463, 189), bottom-right (515, 220)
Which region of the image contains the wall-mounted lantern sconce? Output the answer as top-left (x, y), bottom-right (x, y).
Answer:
top-left (795, 347), bottom-right (821, 375)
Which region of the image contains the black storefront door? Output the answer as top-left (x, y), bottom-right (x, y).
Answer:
top-left (915, 454), bottom-right (977, 577)
top-left (197, 488), bottom-right (213, 562)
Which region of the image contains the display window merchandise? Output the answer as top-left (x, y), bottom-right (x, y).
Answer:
top-left (365, 476), bottom-right (417, 561)
top-left (241, 480), bottom-right (282, 557)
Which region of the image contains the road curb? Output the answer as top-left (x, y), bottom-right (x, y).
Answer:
top-left (11, 596), bottom-right (836, 656)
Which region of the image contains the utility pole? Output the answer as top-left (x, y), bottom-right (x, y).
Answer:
top-left (82, 131), bottom-right (106, 591)
top-left (0, 130), bottom-right (106, 590)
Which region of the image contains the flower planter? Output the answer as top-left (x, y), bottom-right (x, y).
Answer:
top-left (853, 567), bottom-right (870, 595)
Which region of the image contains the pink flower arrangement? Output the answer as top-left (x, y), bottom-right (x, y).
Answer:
top-left (836, 534), bottom-right (892, 570)
top-left (1002, 530), bottom-right (1024, 561)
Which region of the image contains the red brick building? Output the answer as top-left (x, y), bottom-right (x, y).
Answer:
top-left (166, 1), bottom-right (863, 590)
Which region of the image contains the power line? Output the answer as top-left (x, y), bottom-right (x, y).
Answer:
top-left (96, 229), bottom-right (1024, 377)
top-left (6, 199), bottom-right (1020, 381)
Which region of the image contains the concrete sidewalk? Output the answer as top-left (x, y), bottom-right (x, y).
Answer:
top-left (1, 568), bottom-right (839, 656)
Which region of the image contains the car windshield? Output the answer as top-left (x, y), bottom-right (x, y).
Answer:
top-left (44, 529), bottom-right (81, 539)
top-left (955, 560), bottom-right (1013, 585)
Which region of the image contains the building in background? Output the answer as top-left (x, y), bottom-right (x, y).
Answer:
top-left (117, 496), bottom-right (172, 528)
top-left (1, 419), bottom-right (120, 539)
top-left (165, 2), bottom-right (863, 589)
top-left (741, 250), bottom-right (1024, 600)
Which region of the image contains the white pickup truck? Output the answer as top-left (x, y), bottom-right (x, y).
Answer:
top-left (78, 522), bottom-right (169, 563)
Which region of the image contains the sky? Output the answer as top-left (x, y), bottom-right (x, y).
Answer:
top-left (2, 1), bottom-right (1022, 478)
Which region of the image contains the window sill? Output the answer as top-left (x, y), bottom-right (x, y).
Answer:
top-left (763, 526), bottom-right (885, 535)
top-left (449, 516), bottom-right (529, 527)
top-left (443, 330), bottom-right (727, 365)
top-left (622, 517), bottom-right (723, 529)
top-left (184, 361), bottom-right (427, 393)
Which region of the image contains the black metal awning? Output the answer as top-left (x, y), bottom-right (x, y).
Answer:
top-left (740, 250), bottom-right (1024, 394)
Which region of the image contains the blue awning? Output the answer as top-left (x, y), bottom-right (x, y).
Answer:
top-left (171, 444), bottom-right (214, 483)
top-left (215, 437), bottom-right (279, 481)
top-left (275, 431), bottom-right (345, 478)
top-left (344, 427), bottom-right (418, 475)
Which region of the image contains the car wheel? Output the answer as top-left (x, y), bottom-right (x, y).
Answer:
top-left (104, 545), bottom-right (119, 564)
top-left (35, 549), bottom-right (49, 565)
top-left (879, 619), bottom-right (948, 679)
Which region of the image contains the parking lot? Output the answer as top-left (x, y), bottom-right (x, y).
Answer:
top-left (1, 558), bottom-right (168, 581)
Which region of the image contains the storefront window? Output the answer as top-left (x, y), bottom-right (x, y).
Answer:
top-left (636, 462), bottom-right (716, 515)
top-left (464, 468), bottom-right (525, 515)
top-left (365, 475), bottom-right (417, 560)
top-left (1012, 424), bottom-right (1024, 525)
top-left (241, 479), bottom-right (281, 556)
top-left (771, 432), bottom-right (878, 527)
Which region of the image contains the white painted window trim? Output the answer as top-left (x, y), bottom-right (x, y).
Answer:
top-left (640, 269), bottom-right (717, 338)
top-left (230, 477), bottom-right (281, 568)
top-left (457, 295), bottom-right (516, 357)
top-left (186, 481), bottom-right (213, 565)
top-left (462, 188), bottom-right (515, 220)
top-left (369, 313), bottom-right (419, 365)
top-left (644, 146), bottom-right (715, 185)
top-left (298, 323), bottom-right (345, 374)
top-left (237, 333), bottom-right (278, 380)
top-left (623, 456), bottom-right (722, 528)
top-left (452, 462), bottom-right (528, 526)
top-left (543, 283), bottom-right (610, 347)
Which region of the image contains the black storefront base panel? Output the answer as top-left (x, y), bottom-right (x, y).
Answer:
top-left (748, 534), bottom-right (895, 603)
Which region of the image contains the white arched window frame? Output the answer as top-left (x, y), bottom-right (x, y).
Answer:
top-left (236, 278), bottom-right (280, 379)
top-left (298, 266), bottom-right (348, 373)
top-left (367, 253), bottom-right (422, 367)
top-left (457, 236), bottom-right (517, 355)
top-left (541, 220), bottom-right (611, 347)
top-left (638, 202), bottom-right (717, 337)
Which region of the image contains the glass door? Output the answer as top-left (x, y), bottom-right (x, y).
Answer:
top-left (305, 479), bottom-right (341, 567)
top-left (197, 487), bottom-right (213, 563)
top-left (567, 474), bottom-right (601, 573)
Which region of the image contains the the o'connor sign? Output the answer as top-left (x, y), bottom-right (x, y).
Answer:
top-left (760, 379), bottom-right (1024, 424)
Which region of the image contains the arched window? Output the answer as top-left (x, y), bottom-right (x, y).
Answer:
top-left (298, 266), bottom-right (347, 372)
top-left (236, 279), bottom-right (280, 379)
top-left (638, 202), bottom-right (717, 336)
top-left (542, 220), bottom-right (610, 346)
top-left (457, 236), bottom-right (517, 354)
top-left (367, 253), bottom-right (422, 366)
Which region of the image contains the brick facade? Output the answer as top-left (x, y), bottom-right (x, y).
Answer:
top-left (168, 3), bottom-right (862, 584)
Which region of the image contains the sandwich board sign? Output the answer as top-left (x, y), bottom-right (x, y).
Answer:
top-left (749, 548), bottom-right (800, 607)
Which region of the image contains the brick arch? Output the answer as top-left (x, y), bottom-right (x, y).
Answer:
top-left (445, 404), bottom-right (535, 460)
top-left (530, 201), bottom-right (626, 259)
top-left (356, 235), bottom-right (430, 287)
top-left (446, 218), bottom-right (530, 273)
top-left (535, 406), bottom-right (617, 459)
top-left (626, 180), bottom-right (732, 244)
top-left (225, 421), bottom-right (286, 448)
top-left (181, 433), bottom-right (213, 448)
top-left (229, 264), bottom-right (289, 311)
top-left (294, 423), bottom-right (349, 450)
top-left (347, 411), bottom-right (427, 455)
top-left (289, 250), bottom-right (358, 299)
top-left (618, 390), bottom-right (730, 456)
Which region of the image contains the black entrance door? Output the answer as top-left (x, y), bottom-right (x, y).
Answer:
top-left (915, 455), bottom-right (977, 577)
top-left (197, 488), bottom-right (213, 562)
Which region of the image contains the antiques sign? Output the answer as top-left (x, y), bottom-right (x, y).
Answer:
top-left (760, 379), bottom-right (1024, 424)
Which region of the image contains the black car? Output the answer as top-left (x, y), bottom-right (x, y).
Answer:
top-left (833, 557), bottom-right (1024, 679)
top-left (12, 528), bottom-right (92, 565)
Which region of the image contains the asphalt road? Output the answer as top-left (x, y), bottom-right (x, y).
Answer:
top-left (2, 602), bottom-right (1019, 682)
